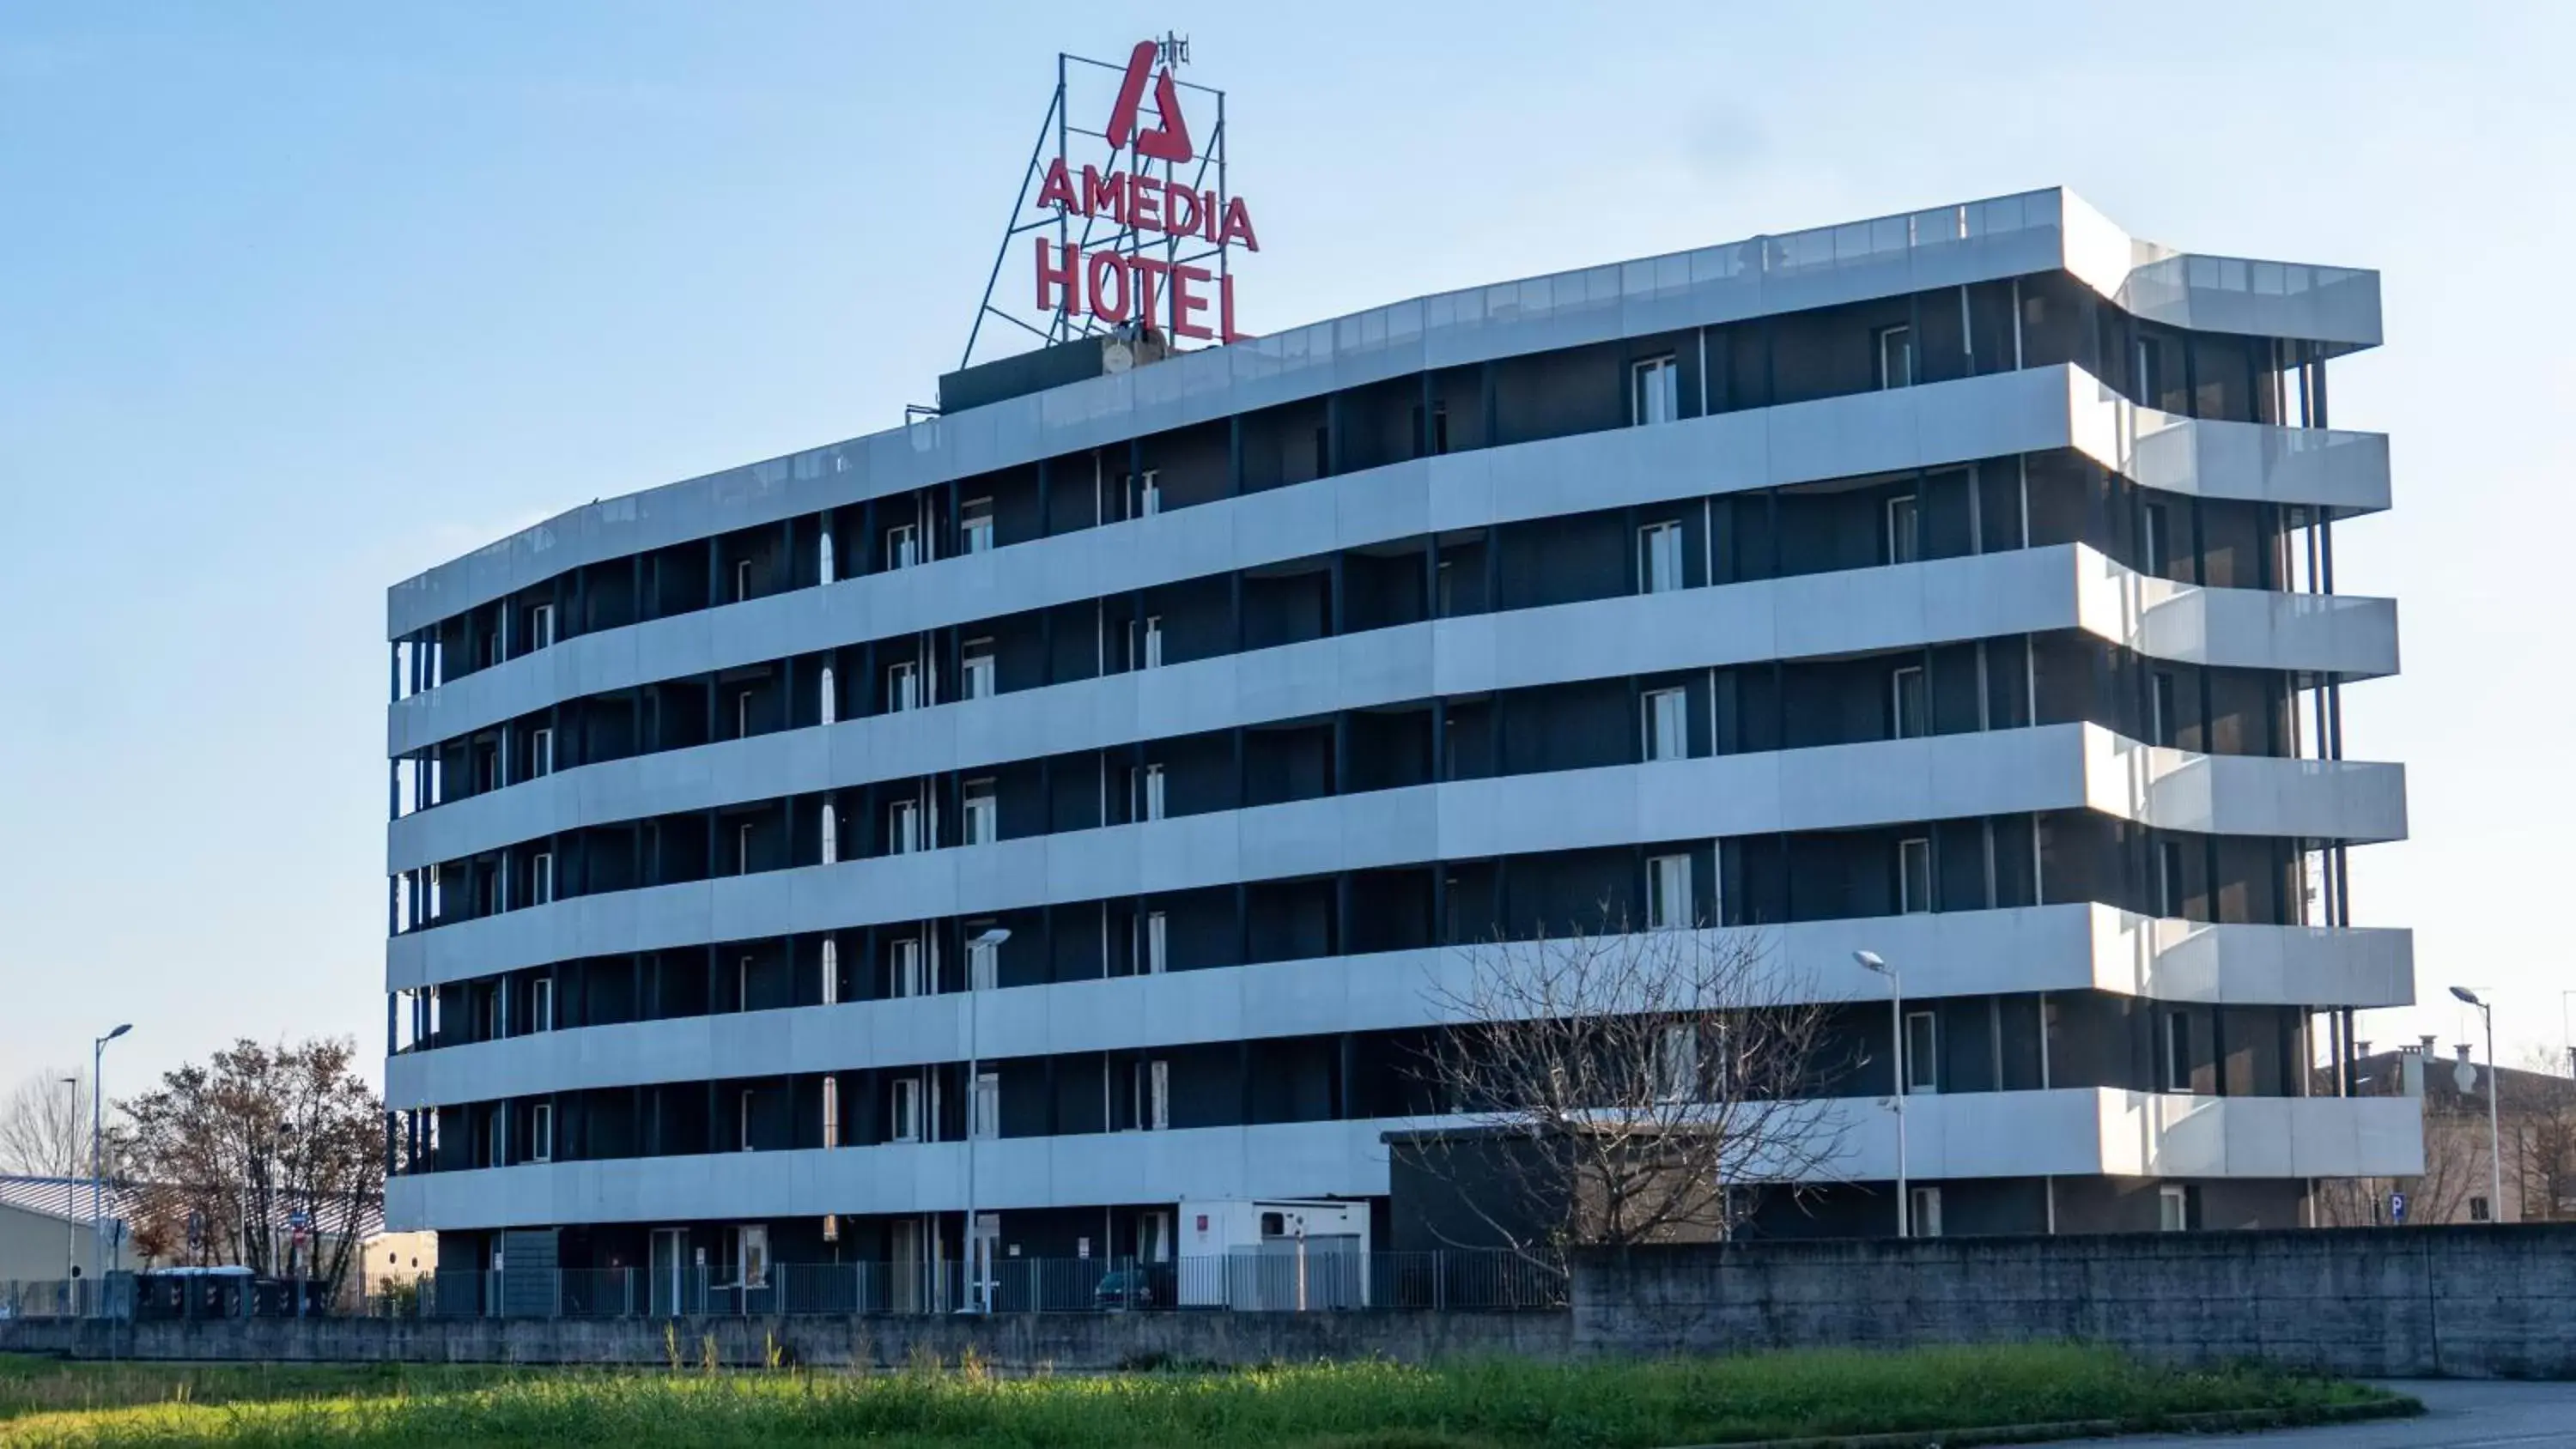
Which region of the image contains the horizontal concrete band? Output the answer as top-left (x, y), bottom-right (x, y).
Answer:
top-left (387, 722), bottom-right (2408, 990)
top-left (389, 362), bottom-right (2393, 755)
top-left (383, 1088), bottom-right (2424, 1232)
top-left (388, 185), bottom-right (2381, 635)
top-left (385, 903), bottom-right (2413, 1110)
top-left (387, 542), bottom-right (2400, 872)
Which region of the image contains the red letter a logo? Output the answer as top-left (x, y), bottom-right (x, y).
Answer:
top-left (1106, 39), bottom-right (1194, 164)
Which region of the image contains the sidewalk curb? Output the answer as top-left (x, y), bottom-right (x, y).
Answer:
top-left (1659, 1395), bottom-right (2425, 1449)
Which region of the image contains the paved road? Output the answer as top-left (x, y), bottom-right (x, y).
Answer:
top-left (2105, 1380), bottom-right (2576, 1447)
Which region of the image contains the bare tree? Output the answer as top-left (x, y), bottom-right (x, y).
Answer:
top-left (2512, 1048), bottom-right (2576, 1223)
top-left (115, 1038), bottom-right (385, 1298)
top-left (1409, 919), bottom-right (1852, 1271)
top-left (0, 1069), bottom-right (89, 1178)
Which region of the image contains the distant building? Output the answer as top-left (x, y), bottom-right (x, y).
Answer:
top-left (2324, 1040), bottom-right (2576, 1226)
top-left (0, 1179), bottom-right (134, 1287)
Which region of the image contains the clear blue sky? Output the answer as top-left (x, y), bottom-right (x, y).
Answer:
top-left (3, 1), bottom-right (2569, 1102)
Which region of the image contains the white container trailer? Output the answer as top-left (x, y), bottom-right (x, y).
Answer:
top-left (1176, 1199), bottom-right (1372, 1309)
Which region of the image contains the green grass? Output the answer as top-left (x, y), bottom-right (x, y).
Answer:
top-left (0, 1345), bottom-right (2413, 1447)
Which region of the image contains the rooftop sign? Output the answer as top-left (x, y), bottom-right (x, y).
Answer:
top-left (961, 34), bottom-right (1252, 368)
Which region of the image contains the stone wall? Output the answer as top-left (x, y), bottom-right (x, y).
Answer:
top-left (1572, 1224), bottom-right (2576, 1379)
top-left (11, 1226), bottom-right (2573, 1379)
top-left (0, 1307), bottom-right (1570, 1372)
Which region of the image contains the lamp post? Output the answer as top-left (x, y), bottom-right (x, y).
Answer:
top-left (58, 1076), bottom-right (78, 1288)
top-left (2450, 987), bottom-right (2504, 1222)
top-left (963, 927), bottom-right (1011, 1312)
top-left (1855, 951), bottom-right (1908, 1239)
top-left (90, 1024), bottom-right (131, 1291)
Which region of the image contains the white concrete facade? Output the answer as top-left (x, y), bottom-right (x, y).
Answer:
top-left (384, 187), bottom-right (2412, 1246)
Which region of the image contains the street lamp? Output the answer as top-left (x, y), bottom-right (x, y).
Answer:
top-left (963, 927), bottom-right (1011, 1312)
top-left (91, 1024), bottom-right (131, 1289)
top-left (2450, 987), bottom-right (2504, 1222)
top-left (58, 1076), bottom-right (78, 1288)
top-left (1855, 951), bottom-right (1908, 1239)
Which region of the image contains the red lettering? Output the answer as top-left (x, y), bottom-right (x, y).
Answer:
top-left (1127, 173), bottom-right (1163, 233)
top-left (1082, 166), bottom-right (1123, 223)
top-left (1170, 264), bottom-right (1212, 340)
top-left (1128, 254), bottom-right (1171, 330)
top-left (1165, 185), bottom-right (1201, 239)
top-left (1085, 252), bottom-right (1131, 324)
top-left (1221, 272), bottom-right (1252, 343)
top-left (1201, 190), bottom-right (1220, 243)
top-left (1035, 239), bottom-right (1081, 314)
top-left (1034, 159), bottom-right (1076, 214)
top-left (1219, 197), bottom-right (1261, 252)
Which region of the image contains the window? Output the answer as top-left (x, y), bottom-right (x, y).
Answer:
top-left (532, 975), bottom-right (554, 1032)
top-left (1142, 910), bottom-right (1169, 974)
top-left (1877, 324), bottom-right (1914, 389)
top-left (885, 523), bottom-right (919, 571)
top-left (1136, 763), bottom-right (1166, 822)
top-left (485, 1104), bottom-right (505, 1167)
top-left (1638, 519), bottom-right (1685, 594)
top-left (1138, 615), bottom-right (1163, 670)
top-left (738, 1225), bottom-right (769, 1290)
top-left (736, 689), bottom-right (753, 740)
top-left (1899, 837), bottom-right (1932, 914)
top-left (818, 531), bottom-right (836, 585)
top-left (734, 558), bottom-right (753, 603)
top-left (2151, 671), bottom-right (2177, 749)
top-left (1133, 1059), bottom-right (1170, 1131)
top-left (1429, 402), bottom-right (1449, 455)
top-left (971, 1070), bottom-right (999, 1140)
top-left (1128, 470), bottom-right (1161, 518)
top-left (1904, 1010), bottom-right (1940, 1094)
top-left (530, 727), bottom-right (554, 778)
top-left (530, 1102), bottom-right (552, 1164)
top-left (737, 954), bottom-right (754, 1011)
top-left (1631, 355), bottom-right (1679, 425)
top-left (738, 1088), bottom-right (756, 1150)
top-left (1314, 426), bottom-right (1330, 478)
top-left (821, 1076), bottom-right (840, 1148)
top-left (890, 937), bottom-right (926, 997)
top-left (2143, 502), bottom-right (2171, 577)
top-left (887, 660), bottom-right (920, 712)
top-left (1886, 494), bottom-right (1920, 565)
top-left (1891, 666), bottom-right (1927, 739)
top-left (819, 665), bottom-right (837, 725)
top-left (888, 797), bottom-right (921, 854)
top-left (968, 929), bottom-right (999, 990)
top-left (1647, 853), bottom-right (1692, 930)
top-left (1656, 1022), bottom-right (1698, 1101)
top-left (2163, 1009), bottom-right (2192, 1092)
top-left (962, 498), bottom-right (995, 554)
top-left (2470, 1196), bottom-right (2494, 1223)
top-left (821, 938), bottom-right (840, 1005)
top-left (1643, 688), bottom-right (1688, 762)
top-left (963, 779), bottom-right (998, 846)
top-left (2159, 840), bottom-right (2185, 918)
top-left (1910, 1185), bottom-right (1943, 1237)
top-left (891, 1077), bottom-right (921, 1142)
top-left (2159, 1183), bottom-right (2191, 1232)
top-left (1139, 1210), bottom-right (1172, 1263)
top-left (820, 801), bottom-right (839, 865)
top-left (530, 852), bottom-right (554, 906)
top-left (2135, 337), bottom-right (2168, 411)
top-left (958, 640), bottom-right (997, 701)
top-left (531, 603), bottom-right (556, 649)
top-left (738, 822), bottom-right (756, 875)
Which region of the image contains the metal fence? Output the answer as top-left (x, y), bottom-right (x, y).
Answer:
top-left (368, 1250), bottom-right (1563, 1320)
